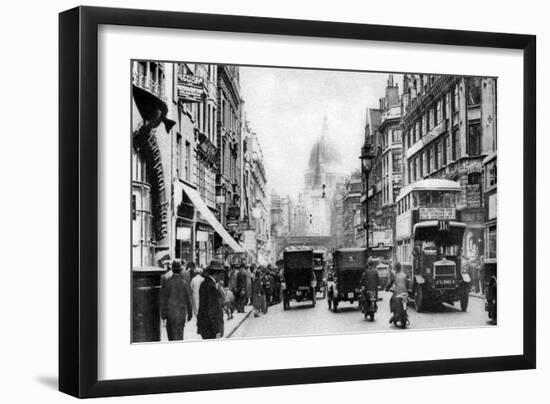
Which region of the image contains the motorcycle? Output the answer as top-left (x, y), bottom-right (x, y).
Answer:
top-left (390, 292), bottom-right (409, 329)
top-left (360, 288), bottom-right (378, 321)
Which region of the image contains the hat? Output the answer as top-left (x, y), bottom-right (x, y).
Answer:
top-left (207, 260), bottom-right (225, 273)
top-left (157, 254), bottom-right (171, 267)
top-left (172, 260), bottom-right (183, 273)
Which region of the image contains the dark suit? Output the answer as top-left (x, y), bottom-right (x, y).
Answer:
top-left (160, 272), bottom-right (193, 340)
top-left (197, 276), bottom-right (224, 339)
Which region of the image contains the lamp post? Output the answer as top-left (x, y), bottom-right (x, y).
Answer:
top-left (359, 144), bottom-right (375, 250)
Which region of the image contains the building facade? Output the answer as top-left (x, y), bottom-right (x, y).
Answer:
top-left (342, 171), bottom-right (362, 247)
top-left (363, 75), bottom-right (403, 250)
top-left (132, 61), bottom-right (251, 271)
top-left (400, 74), bottom-right (497, 263)
top-left (216, 65), bottom-right (243, 261)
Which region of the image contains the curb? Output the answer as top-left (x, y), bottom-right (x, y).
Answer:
top-left (469, 293), bottom-right (485, 300)
top-left (225, 309), bottom-right (253, 338)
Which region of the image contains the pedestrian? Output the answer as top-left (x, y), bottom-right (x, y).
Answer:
top-left (251, 268), bottom-right (264, 317)
top-left (259, 267), bottom-right (269, 314)
top-left (471, 258), bottom-right (480, 293)
top-left (197, 260), bottom-right (226, 339)
top-left (160, 261), bottom-right (193, 341)
top-left (190, 265), bottom-right (203, 317)
top-left (247, 264), bottom-right (255, 305)
top-left (236, 264), bottom-right (248, 313)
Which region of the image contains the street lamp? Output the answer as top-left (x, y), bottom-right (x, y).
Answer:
top-left (359, 144), bottom-right (375, 249)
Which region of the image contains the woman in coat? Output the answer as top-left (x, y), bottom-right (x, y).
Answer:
top-left (251, 269), bottom-right (264, 317)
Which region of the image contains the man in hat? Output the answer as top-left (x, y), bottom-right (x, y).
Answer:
top-left (160, 260), bottom-right (193, 341)
top-left (197, 260), bottom-right (226, 339)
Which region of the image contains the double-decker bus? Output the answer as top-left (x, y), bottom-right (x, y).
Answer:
top-left (395, 179), bottom-right (471, 312)
top-left (482, 152), bottom-right (497, 324)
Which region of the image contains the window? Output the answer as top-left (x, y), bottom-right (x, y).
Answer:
top-left (442, 136), bottom-right (448, 166)
top-left (434, 142), bottom-right (441, 170)
top-left (452, 85), bottom-right (459, 113)
top-left (467, 77), bottom-right (482, 106)
top-left (419, 154), bottom-right (424, 178)
top-left (436, 100), bottom-right (442, 124)
top-left (412, 159), bottom-right (417, 182)
top-left (468, 123), bottom-right (482, 156)
top-left (487, 225), bottom-right (497, 259)
top-left (392, 153), bottom-right (401, 173)
top-left (176, 134), bottom-right (182, 178)
top-left (442, 94), bottom-right (447, 120)
top-left (426, 147), bottom-right (431, 173)
top-left (451, 129), bottom-right (458, 160)
top-left (485, 160), bottom-right (497, 188)
top-left (184, 141), bottom-right (191, 182)
top-left (408, 160), bottom-right (412, 184)
top-left (392, 128), bottom-right (401, 143)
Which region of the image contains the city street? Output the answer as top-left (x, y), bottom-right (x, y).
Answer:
top-left (230, 292), bottom-right (490, 339)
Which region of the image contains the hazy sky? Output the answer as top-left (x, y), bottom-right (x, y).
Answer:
top-left (239, 66), bottom-right (399, 199)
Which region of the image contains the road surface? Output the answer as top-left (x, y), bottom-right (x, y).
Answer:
top-left (230, 291), bottom-right (491, 339)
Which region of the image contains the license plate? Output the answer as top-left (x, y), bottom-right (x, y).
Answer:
top-left (347, 292), bottom-right (354, 299)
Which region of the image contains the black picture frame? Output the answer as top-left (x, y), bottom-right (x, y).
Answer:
top-left (59, 5), bottom-right (536, 398)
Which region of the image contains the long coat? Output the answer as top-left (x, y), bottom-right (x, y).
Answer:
top-left (197, 276), bottom-right (224, 338)
top-left (160, 272), bottom-right (193, 323)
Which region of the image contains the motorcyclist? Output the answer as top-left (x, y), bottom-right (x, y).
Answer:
top-left (360, 259), bottom-right (379, 314)
top-left (385, 262), bottom-right (409, 325)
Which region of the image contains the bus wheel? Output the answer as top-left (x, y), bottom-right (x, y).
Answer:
top-left (489, 283), bottom-right (497, 324)
top-left (415, 285), bottom-right (424, 312)
top-left (460, 291), bottom-right (469, 312)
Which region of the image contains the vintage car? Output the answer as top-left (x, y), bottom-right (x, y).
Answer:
top-left (282, 249), bottom-right (316, 310)
top-left (327, 248), bottom-right (367, 312)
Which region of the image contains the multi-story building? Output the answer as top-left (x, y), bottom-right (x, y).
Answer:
top-left (363, 75), bottom-right (403, 249)
top-left (330, 182), bottom-right (346, 249)
top-left (132, 61), bottom-right (246, 271)
top-left (342, 171), bottom-right (362, 247)
top-left (216, 65), bottom-right (243, 260)
top-left (362, 108), bottom-right (382, 248)
top-left (242, 125), bottom-right (270, 264)
top-left (400, 74), bottom-right (497, 263)
top-left (132, 61), bottom-right (175, 268)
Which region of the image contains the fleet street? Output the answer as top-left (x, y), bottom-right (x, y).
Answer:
top-left (230, 292), bottom-right (490, 340)
top-left (131, 62), bottom-right (498, 343)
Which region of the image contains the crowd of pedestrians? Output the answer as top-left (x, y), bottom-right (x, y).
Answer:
top-left (158, 256), bottom-right (283, 341)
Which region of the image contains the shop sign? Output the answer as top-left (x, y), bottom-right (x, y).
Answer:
top-left (419, 207), bottom-right (456, 220)
top-left (177, 74), bottom-right (204, 103)
top-left (243, 230), bottom-right (257, 252)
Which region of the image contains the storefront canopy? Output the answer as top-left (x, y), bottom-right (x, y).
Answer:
top-left (179, 182), bottom-right (244, 253)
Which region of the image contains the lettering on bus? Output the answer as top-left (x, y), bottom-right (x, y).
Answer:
top-left (419, 207), bottom-right (456, 220)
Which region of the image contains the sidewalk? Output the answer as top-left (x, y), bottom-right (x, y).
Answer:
top-left (160, 305), bottom-right (253, 342)
top-left (469, 291), bottom-right (486, 300)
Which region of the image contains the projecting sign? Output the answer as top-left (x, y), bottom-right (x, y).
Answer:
top-left (419, 207), bottom-right (456, 220)
top-left (177, 74), bottom-right (204, 103)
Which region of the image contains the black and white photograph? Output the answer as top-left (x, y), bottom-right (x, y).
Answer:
top-left (131, 62), bottom-right (498, 343)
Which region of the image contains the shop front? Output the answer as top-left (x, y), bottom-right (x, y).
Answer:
top-left (175, 181), bottom-right (245, 269)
